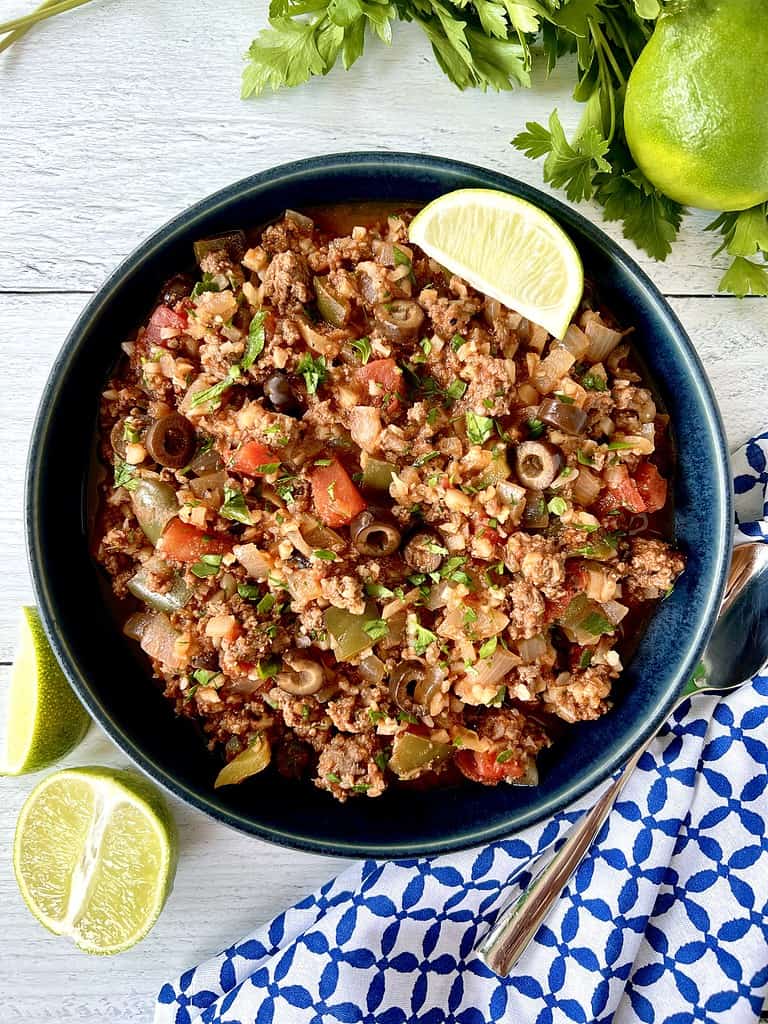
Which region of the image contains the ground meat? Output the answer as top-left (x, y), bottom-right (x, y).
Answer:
top-left (543, 666), bottom-right (613, 723)
top-left (328, 235), bottom-right (373, 267)
top-left (624, 537), bottom-right (686, 600)
top-left (262, 251), bottom-right (312, 312)
top-left (503, 533), bottom-right (567, 599)
top-left (457, 356), bottom-right (516, 418)
top-left (418, 287), bottom-right (481, 339)
top-left (472, 707), bottom-right (549, 754)
top-left (314, 733), bottom-right (386, 801)
top-left (268, 689), bottom-right (332, 752)
top-left (503, 577), bottom-right (547, 640)
top-left (320, 574), bottom-right (366, 615)
top-left (261, 218), bottom-right (313, 254)
top-left (356, 261), bottom-right (394, 305)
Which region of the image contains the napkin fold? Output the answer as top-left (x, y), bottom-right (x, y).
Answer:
top-left (157, 432), bottom-right (768, 1024)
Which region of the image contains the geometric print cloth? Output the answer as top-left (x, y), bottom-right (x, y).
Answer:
top-left (156, 433), bottom-right (768, 1024)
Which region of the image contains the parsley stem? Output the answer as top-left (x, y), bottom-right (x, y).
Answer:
top-left (0, 0), bottom-right (93, 36)
top-left (602, 8), bottom-right (634, 67)
top-left (0, 0), bottom-right (59, 53)
top-left (590, 18), bottom-right (626, 88)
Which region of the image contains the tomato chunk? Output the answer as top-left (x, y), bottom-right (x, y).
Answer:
top-left (355, 358), bottom-right (406, 415)
top-left (230, 442), bottom-right (279, 476)
top-left (456, 749), bottom-right (525, 785)
top-left (310, 458), bottom-right (367, 527)
top-left (158, 519), bottom-right (231, 562)
top-left (605, 465), bottom-right (646, 514)
top-left (634, 461), bottom-right (668, 513)
top-left (144, 305), bottom-right (187, 348)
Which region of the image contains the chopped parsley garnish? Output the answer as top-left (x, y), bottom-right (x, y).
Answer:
top-left (220, 486), bottom-right (253, 525)
top-left (237, 583), bottom-right (261, 600)
top-left (301, 704), bottom-right (311, 720)
top-left (412, 624), bottom-right (437, 657)
top-left (192, 668), bottom-right (222, 688)
top-left (451, 333), bottom-right (467, 352)
top-left (491, 684), bottom-right (506, 707)
top-left (190, 554), bottom-right (223, 578)
top-left (351, 783), bottom-right (370, 793)
top-left (465, 410), bottom-right (494, 445)
top-left (496, 749), bottom-right (516, 764)
top-left (326, 773), bottom-right (341, 785)
top-left (257, 657), bottom-right (281, 680)
top-left (275, 475), bottom-right (297, 502)
top-left (579, 650), bottom-right (593, 669)
top-left (607, 440), bottom-right (636, 451)
top-left (241, 310), bottom-right (267, 369)
top-left (577, 450), bottom-right (595, 466)
top-left (351, 336), bottom-right (372, 364)
top-left (582, 372), bottom-right (608, 392)
top-left (123, 422), bottom-right (141, 444)
top-left (190, 272), bottom-right (221, 299)
top-left (190, 364), bottom-right (241, 409)
top-left (547, 496), bottom-right (568, 517)
top-left (397, 711), bottom-right (419, 724)
top-left (314, 459), bottom-right (332, 466)
top-left (527, 418), bottom-right (545, 439)
top-left (297, 353), bottom-right (328, 394)
top-left (463, 606), bottom-right (478, 629)
top-left (413, 451), bottom-right (440, 468)
top-left (374, 751), bottom-right (389, 772)
top-left (313, 549), bottom-right (338, 561)
top-left (445, 378), bottom-right (467, 404)
top-left (363, 619), bottom-right (389, 642)
top-left (368, 709), bottom-right (386, 724)
top-left (114, 459), bottom-right (138, 491)
top-left (581, 611), bottom-right (615, 636)
top-left (478, 636), bottom-right (498, 659)
top-left (426, 407), bottom-right (439, 426)
top-left (419, 337), bottom-right (432, 358)
top-left (553, 392), bottom-right (575, 405)
top-left (392, 245), bottom-right (415, 284)
top-left (572, 522), bottom-right (600, 533)
top-left (365, 582), bottom-right (395, 599)
top-left (256, 592), bottom-right (276, 614)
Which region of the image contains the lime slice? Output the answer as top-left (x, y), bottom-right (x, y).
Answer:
top-left (1, 607), bottom-right (90, 775)
top-left (14, 767), bottom-right (177, 954)
top-left (408, 189), bottom-right (583, 339)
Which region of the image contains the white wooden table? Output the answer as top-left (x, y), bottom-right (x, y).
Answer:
top-left (1, 3), bottom-right (767, 1019)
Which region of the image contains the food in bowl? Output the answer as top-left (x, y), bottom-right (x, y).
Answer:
top-left (94, 204), bottom-right (685, 803)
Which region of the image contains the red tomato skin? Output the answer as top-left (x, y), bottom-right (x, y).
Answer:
top-left (601, 466), bottom-right (646, 515)
top-left (355, 359), bottom-right (406, 415)
top-left (230, 441), bottom-right (278, 476)
top-left (310, 459), bottom-right (367, 527)
top-left (158, 519), bottom-right (231, 562)
top-left (455, 749), bottom-right (524, 785)
top-left (144, 305), bottom-right (187, 348)
top-left (634, 462), bottom-right (668, 513)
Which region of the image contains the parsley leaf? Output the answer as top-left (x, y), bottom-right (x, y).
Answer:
top-left (114, 459), bottom-right (138, 491)
top-left (220, 486), bottom-right (253, 525)
top-left (242, 310), bottom-right (267, 369)
top-left (190, 364), bottom-right (241, 409)
top-left (465, 410), bottom-right (494, 445)
top-left (190, 273), bottom-right (221, 300)
top-left (297, 352), bottom-right (328, 394)
top-left (412, 623), bottom-right (437, 657)
top-left (363, 618), bottom-right (389, 642)
top-left (478, 636), bottom-right (497, 659)
top-left (351, 336), bottom-right (372, 364)
top-left (717, 257), bottom-right (768, 297)
top-left (513, 109), bottom-right (611, 203)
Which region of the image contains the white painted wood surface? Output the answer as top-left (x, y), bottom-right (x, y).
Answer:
top-left (0, 2), bottom-right (766, 1020)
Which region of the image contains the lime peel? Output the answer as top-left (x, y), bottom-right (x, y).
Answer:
top-left (408, 188), bottom-right (583, 340)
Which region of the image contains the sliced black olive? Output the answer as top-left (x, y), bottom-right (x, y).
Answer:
top-left (110, 418), bottom-right (128, 458)
top-left (349, 510), bottom-right (402, 557)
top-left (264, 372), bottom-right (304, 417)
top-left (403, 531), bottom-right (443, 573)
top-left (373, 300), bottom-right (425, 342)
top-left (145, 413), bottom-right (197, 469)
top-left (515, 441), bottom-right (563, 490)
top-left (160, 273), bottom-right (194, 306)
top-left (521, 489), bottom-right (549, 530)
top-left (389, 661), bottom-right (428, 716)
top-left (538, 397), bottom-right (588, 435)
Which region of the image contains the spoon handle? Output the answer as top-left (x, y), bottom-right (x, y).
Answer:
top-left (476, 739), bottom-right (649, 977)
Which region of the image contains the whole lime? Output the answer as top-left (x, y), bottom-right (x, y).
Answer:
top-left (624, 0), bottom-right (768, 211)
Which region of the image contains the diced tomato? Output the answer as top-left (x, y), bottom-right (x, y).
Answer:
top-left (158, 519), bottom-right (231, 562)
top-left (456, 749), bottom-right (524, 785)
top-left (476, 518), bottom-right (502, 547)
top-left (310, 458), bottom-right (367, 527)
top-left (634, 462), bottom-right (668, 514)
top-left (144, 304), bottom-right (187, 348)
top-left (230, 442), bottom-right (279, 476)
top-left (355, 358), bottom-right (406, 415)
top-left (405, 722), bottom-right (431, 738)
top-left (605, 465), bottom-right (646, 514)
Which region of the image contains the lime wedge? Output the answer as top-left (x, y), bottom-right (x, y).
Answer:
top-left (14, 767), bottom-right (177, 954)
top-left (1, 607), bottom-right (90, 775)
top-left (408, 189), bottom-right (584, 339)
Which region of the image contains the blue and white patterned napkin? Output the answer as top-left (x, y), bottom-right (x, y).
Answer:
top-left (156, 432), bottom-right (768, 1024)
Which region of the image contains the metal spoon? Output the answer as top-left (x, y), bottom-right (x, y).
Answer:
top-left (477, 540), bottom-right (768, 977)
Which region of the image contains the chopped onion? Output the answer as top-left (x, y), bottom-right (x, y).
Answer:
top-left (497, 480), bottom-right (526, 507)
top-left (124, 612), bottom-right (152, 642)
top-left (349, 406), bottom-right (382, 454)
top-left (138, 612), bottom-right (182, 667)
top-left (285, 208), bottom-right (314, 230)
top-left (510, 761), bottom-right (539, 786)
top-left (233, 544), bottom-right (273, 579)
top-left (425, 579), bottom-right (456, 611)
top-left (572, 466), bottom-right (602, 507)
top-left (585, 319), bottom-right (623, 363)
top-left (612, 433), bottom-right (655, 454)
top-left (359, 654), bottom-right (386, 684)
top-left (472, 646), bottom-right (520, 688)
top-left (583, 564), bottom-right (618, 602)
top-left (562, 323), bottom-right (590, 360)
top-left (518, 634), bottom-right (548, 663)
top-left (603, 600), bottom-right (629, 625)
top-left (439, 606), bottom-right (508, 641)
top-left (532, 346), bottom-right (575, 394)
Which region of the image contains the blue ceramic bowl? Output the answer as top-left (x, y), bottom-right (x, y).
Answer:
top-left (26, 153), bottom-right (732, 856)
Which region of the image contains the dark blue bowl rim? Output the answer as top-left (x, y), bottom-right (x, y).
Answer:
top-left (25, 151), bottom-right (733, 857)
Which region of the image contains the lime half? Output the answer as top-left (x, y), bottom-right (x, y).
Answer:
top-left (1, 607), bottom-right (89, 775)
top-left (408, 189), bottom-right (583, 339)
top-left (14, 767), bottom-right (177, 954)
